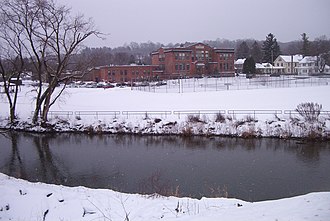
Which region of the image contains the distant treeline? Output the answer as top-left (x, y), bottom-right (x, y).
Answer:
top-left (69, 35), bottom-right (330, 69)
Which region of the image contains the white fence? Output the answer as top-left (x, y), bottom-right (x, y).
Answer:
top-left (46, 109), bottom-right (330, 120)
top-left (133, 76), bottom-right (329, 93)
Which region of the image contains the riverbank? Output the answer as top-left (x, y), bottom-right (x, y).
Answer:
top-left (1, 112), bottom-right (330, 140)
top-left (1, 173), bottom-right (329, 221)
top-left (1, 81), bottom-right (330, 139)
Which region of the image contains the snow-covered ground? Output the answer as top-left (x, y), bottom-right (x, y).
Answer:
top-left (1, 173), bottom-right (330, 221)
top-left (1, 78), bottom-right (330, 220)
top-left (1, 78), bottom-right (330, 138)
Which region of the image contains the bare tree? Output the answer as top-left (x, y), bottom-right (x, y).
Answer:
top-left (0, 6), bottom-right (26, 123)
top-left (0, 0), bottom-right (101, 124)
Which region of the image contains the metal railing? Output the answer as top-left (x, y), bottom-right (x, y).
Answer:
top-left (121, 111), bottom-right (172, 119)
top-left (48, 111), bottom-right (74, 118)
top-left (75, 111), bottom-right (120, 119)
top-left (44, 109), bottom-right (330, 120)
top-left (173, 110), bottom-right (226, 119)
top-left (228, 110), bottom-right (282, 118)
top-left (284, 110), bottom-right (330, 117)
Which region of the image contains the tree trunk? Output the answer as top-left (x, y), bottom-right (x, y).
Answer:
top-left (9, 105), bottom-right (16, 123)
top-left (41, 84), bottom-right (56, 123)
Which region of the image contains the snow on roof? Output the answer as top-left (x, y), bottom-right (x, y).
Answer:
top-left (262, 63), bottom-right (273, 67)
top-left (234, 58), bottom-right (246, 65)
top-left (255, 63), bottom-right (273, 69)
top-left (278, 55), bottom-right (303, 63)
top-left (299, 56), bottom-right (318, 64)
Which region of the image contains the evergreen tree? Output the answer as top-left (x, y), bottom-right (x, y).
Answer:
top-left (250, 41), bottom-right (262, 63)
top-left (262, 33), bottom-right (281, 64)
top-left (301, 33), bottom-right (310, 57)
top-left (236, 41), bottom-right (250, 59)
top-left (243, 56), bottom-right (256, 75)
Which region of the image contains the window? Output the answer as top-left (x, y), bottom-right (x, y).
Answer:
top-left (196, 50), bottom-right (204, 61)
top-left (124, 70), bottom-right (127, 75)
top-left (158, 54), bottom-right (165, 62)
top-left (186, 64), bottom-right (190, 70)
top-left (120, 70), bottom-right (123, 75)
top-left (175, 64), bottom-right (178, 71)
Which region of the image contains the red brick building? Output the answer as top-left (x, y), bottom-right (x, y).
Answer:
top-left (85, 65), bottom-right (159, 83)
top-left (151, 43), bottom-right (235, 78)
top-left (86, 43), bottom-right (235, 83)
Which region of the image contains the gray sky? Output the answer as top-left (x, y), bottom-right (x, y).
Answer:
top-left (58, 0), bottom-right (330, 47)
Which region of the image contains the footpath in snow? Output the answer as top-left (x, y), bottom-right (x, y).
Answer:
top-left (1, 173), bottom-right (330, 221)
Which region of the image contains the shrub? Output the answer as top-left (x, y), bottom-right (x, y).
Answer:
top-left (215, 112), bottom-right (226, 123)
top-left (245, 115), bottom-right (257, 123)
top-left (182, 126), bottom-right (193, 136)
top-left (187, 115), bottom-right (204, 123)
top-left (296, 102), bottom-right (322, 123)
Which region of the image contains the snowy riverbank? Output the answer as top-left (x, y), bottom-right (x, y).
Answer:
top-left (1, 173), bottom-right (329, 221)
top-left (1, 81), bottom-right (330, 138)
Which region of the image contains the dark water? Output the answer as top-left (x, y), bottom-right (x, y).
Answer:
top-left (1, 132), bottom-right (330, 202)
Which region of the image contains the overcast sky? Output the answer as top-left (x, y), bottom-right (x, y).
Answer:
top-left (58, 0), bottom-right (330, 48)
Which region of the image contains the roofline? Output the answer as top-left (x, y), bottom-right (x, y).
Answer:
top-left (164, 49), bottom-right (192, 53)
top-left (214, 48), bottom-right (235, 53)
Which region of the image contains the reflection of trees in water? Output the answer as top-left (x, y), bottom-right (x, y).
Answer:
top-left (32, 135), bottom-right (68, 184)
top-left (2, 132), bottom-right (27, 179)
top-left (2, 132), bottom-right (329, 192)
top-left (284, 140), bottom-right (330, 163)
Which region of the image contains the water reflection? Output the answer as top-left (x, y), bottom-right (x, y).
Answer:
top-left (0, 132), bottom-right (329, 201)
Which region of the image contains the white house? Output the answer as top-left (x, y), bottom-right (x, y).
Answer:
top-left (234, 58), bottom-right (245, 74)
top-left (273, 55), bottom-right (303, 74)
top-left (297, 56), bottom-right (330, 75)
top-left (256, 63), bottom-right (273, 74)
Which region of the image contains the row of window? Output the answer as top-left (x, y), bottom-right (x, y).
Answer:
top-left (158, 51), bottom-right (234, 62)
top-left (108, 70), bottom-right (152, 75)
top-left (175, 63), bottom-right (190, 71)
top-left (175, 52), bottom-right (190, 60)
top-left (276, 63), bottom-right (299, 67)
top-left (219, 63), bottom-right (233, 71)
top-left (219, 53), bottom-right (233, 60)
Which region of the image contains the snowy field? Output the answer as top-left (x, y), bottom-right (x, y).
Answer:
top-left (1, 77), bottom-right (330, 138)
top-left (1, 173), bottom-right (330, 221)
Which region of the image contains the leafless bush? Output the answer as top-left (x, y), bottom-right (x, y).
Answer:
top-left (244, 115), bottom-right (257, 123)
top-left (182, 126), bottom-right (193, 136)
top-left (187, 115), bottom-right (204, 123)
top-left (215, 113), bottom-right (226, 123)
top-left (296, 102), bottom-right (322, 123)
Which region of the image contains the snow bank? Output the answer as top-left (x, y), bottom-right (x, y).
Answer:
top-left (1, 173), bottom-right (329, 221)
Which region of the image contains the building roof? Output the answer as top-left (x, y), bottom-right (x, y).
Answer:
top-left (299, 56), bottom-right (318, 64)
top-left (277, 55), bottom-right (303, 63)
top-left (234, 58), bottom-right (246, 65)
top-left (164, 49), bottom-right (192, 53)
top-left (256, 63), bottom-right (273, 69)
top-left (214, 48), bottom-right (235, 53)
